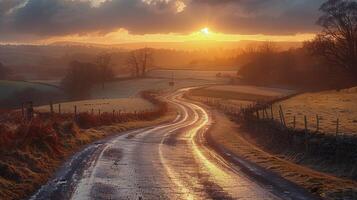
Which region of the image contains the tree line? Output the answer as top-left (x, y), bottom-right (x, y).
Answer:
top-left (238, 0), bottom-right (357, 90)
top-left (62, 48), bottom-right (154, 99)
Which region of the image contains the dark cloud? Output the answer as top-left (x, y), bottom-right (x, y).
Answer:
top-left (0, 0), bottom-right (325, 42)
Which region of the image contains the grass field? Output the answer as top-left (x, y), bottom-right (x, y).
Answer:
top-left (91, 78), bottom-right (216, 99)
top-left (2, 70), bottom-right (227, 110)
top-left (36, 98), bottom-right (154, 114)
top-left (0, 80), bottom-right (62, 101)
top-left (147, 69), bottom-right (236, 81)
top-left (208, 111), bottom-right (357, 199)
top-left (273, 87), bottom-right (357, 135)
top-left (189, 85), bottom-right (294, 102)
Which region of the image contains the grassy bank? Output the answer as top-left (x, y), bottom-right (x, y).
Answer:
top-left (0, 92), bottom-right (175, 200)
top-left (186, 85), bottom-right (357, 199)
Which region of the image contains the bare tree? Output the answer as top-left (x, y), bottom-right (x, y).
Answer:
top-left (96, 53), bottom-right (114, 89)
top-left (126, 48), bottom-right (154, 77)
top-left (305, 0), bottom-right (357, 77)
top-left (62, 61), bottom-right (99, 99)
top-left (127, 51), bottom-right (141, 77)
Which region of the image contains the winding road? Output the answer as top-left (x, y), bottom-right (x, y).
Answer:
top-left (30, 89), bottom-right (315, 200)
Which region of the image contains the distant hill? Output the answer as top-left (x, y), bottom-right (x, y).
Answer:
top-left (50, 40), bottom-right (303, 51)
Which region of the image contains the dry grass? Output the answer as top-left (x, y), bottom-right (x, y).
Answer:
top-left (209, 110), bottom-right (357, 200)
top-left (273, 86), bottom-right (357, 135)
top-left (207, 85), bottom-right (294, 97)
top-left (0, 92), bottom-right (174, 200)
top-left (36, 98), bottom-right (154, 113)
top-left (188, 85), bottom-right (357, 199)
top-left (188, 85), bottom-right (293, 103)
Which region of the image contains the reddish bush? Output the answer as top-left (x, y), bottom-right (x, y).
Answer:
top-left (75, 113), bottom-right (99, 129)
top-left (17, 120), bottom-right (61, 155)
top-left (0, 124), bottom-right (16, 151)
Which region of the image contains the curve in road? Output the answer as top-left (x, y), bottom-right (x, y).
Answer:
top-left (30, 89), bottom-right (315, 200)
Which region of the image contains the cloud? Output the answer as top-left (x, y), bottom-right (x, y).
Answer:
top-left (0, 0), bottom-right (325, 42)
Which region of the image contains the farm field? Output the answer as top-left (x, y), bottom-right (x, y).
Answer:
top-left (147, 69), bottom-right (237, 81)
top-left (27, 79), bottom-right (62, 87)
top-left (91, 77), bottom-right (217, 99)
top-left (0, 80), bottom-right (61, 101)
top-left (36, 98), bottom-right (154, 114)
top-left (189, 85), bottom-right (294, 102)
top-left (273, 87), bottom-right (357, 135)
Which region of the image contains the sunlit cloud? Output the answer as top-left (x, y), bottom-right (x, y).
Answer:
top-left (175, 1), bottom-right (186, 13)
top-left (37, 28), bottom-right (315, 45)
top-left (0, 0), bottom-right (324, 43)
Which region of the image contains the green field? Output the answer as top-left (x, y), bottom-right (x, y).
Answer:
top-left (0, 80), bottom-right (64, 107)
top-left (3, 70), bottom-right (230, 109)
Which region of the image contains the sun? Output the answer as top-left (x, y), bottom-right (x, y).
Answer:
top-left (201, 27), bottom-right (210, 35)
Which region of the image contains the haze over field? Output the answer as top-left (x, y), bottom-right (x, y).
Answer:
top-left (1, 1), bottom-right (357, 200)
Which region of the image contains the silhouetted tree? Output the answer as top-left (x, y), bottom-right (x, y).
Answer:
top-left (127, 48), bottom-right (154, 77)
top-left (305, 0), bottom-right (357, 79)
top-left (96, 53), bottom-right (114, 89)
top-left (238, 43), bottom-right (279, 84)
top-left (62, 61), bottom-right (99, 99)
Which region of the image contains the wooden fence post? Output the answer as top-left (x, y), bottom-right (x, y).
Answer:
top-left (304, 115), bottom-right (308, 153)
top-left (336, 118), bottom-right (339, 136)
top-left (98, 109), bottom-right (101, 116)
top-left (91, 108), bottom-right (94, 115)
top-left (21, 103), bottom-right (25, 118)
top-left (270, 105), bottom-right (274, 120)
top-left (112, 110), bottom-right (115, 119)
top-left (279, 105), bottom-right (286, 127)
top-left (316, 114), bottom-right (320, 132)
top-left (264, 109), bottom-right (269, 120)
top-left (74, 105), bottom-right (77, 117)
top-left (58, 104), bottom-right (61, 114)
top-left (293, 116), bottom-right (296, 129)
top-left (50, 101), bottom-right (54, 115)
top-left (278, 108), bottom-right (283, 126)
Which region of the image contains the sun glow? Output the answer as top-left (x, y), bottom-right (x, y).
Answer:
top-left (201, 27), bottom-right (210, 35)
top-left (37, 28), bottom-right (316, 49)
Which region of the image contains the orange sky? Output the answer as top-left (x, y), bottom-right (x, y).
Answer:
top-left (0, 0), bottom-right (322, 46)
top-left (38, 28), bottom-right (316, 45)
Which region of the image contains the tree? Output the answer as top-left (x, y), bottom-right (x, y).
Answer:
top-left (62, 61), bottom-right (99, 99)
top-left (0, 62), bottom-right (10, 80)
top-left (238, 43), bottom-right (279, 84)
top-left (126, 48), bottom-right (154, 77)
top-left (96, 53), bottom-right (114, 89)
top-left (305, 0), bottom-right (357, 79)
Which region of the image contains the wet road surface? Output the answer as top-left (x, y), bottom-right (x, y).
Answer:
top-left (31, 89), bottom-right (314, 200)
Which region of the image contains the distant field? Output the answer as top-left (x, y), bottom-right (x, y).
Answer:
top-left (189, 85), bottom-right (294, 102)
top-left (273, 87), bottom-right (357, 135)
top-left (36, 98), bottom-right (154, 113)
top-left (3, 70), bottom-right (226, 109)
top-left (147, 69), bottom-right (236, 81)
top-left (0, 80), bottom-right (62, 101)
top-left (91, 78), bottom-right (216, 99)
top-left (27, 79), bottom-right (62, 86)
